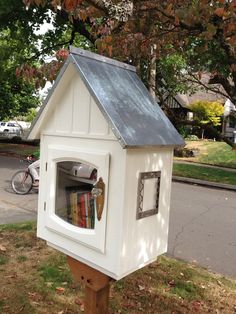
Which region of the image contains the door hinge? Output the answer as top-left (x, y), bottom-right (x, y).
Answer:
top-left (44, 202), bottom-right (46, 211)
top-left (45, 162), bottom-right (48, 171)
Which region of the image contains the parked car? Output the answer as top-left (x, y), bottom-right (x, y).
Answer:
top-left (0, 121), bottom-right (22, 139)
top-left (0, 121), bottom-right (22, 132)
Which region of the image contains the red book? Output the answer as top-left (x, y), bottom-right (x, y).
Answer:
top-left (78, 193), bottom-right (87, 228)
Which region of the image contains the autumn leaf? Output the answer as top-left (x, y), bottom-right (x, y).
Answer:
top-left (168, 279), bottom-right (175, 287)
top-left (175, 15), bottom-right (180, 26)
top-left (138, 285), bottom-right (145, 291)
top-left (56, 287), bottom-right (65, 293)
top-left (64, 0), bottom-right (78, 11)
top-left (0, 244), bottom-right (6, 252)
top-left (230, 64), bottom-right (236, 72)
top-left (80, 303), bottom-right (85, 312)
top-left (79, 9), bottom-right (88, 21)
top-left (214, 8), bottom-right (225, 17)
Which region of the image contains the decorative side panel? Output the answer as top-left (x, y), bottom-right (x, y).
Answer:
top-left (136, 171), bottom-right (161, 219)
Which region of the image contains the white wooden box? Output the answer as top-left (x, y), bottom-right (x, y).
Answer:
top-left (28, 47), bottom-right (184, 280)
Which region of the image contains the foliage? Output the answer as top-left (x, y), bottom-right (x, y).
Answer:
top-left (190, 101), bottom-right (224, 127)
top-left (174, 147), bottom-right (199, 158)
top-left (19, 1), bottom-right (236, 102)
top-left (16, 108), bottom-right (39, 122)
top-left (185, 134), bottom-right (199, 141)
top-left (189, 101), bottom-right (224, 138)
top-left (2, 0), bottom-right (236, 146)
top-left (0, 3), bottom-right (40, 120)
top-left (178, 125), bottom-right (192, 139)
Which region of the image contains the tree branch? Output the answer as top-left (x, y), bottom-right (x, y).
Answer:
top-left (208, 74), bottom-right (235, 102)
top-left (183, 72), bottom-right (228, 99)
top-left (86, 0), bottom-right (133, 21)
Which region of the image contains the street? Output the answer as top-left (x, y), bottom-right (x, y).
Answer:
top-left (0, 155), bottom-right (236, 279)
top-left (168, 182), bottom-right (236, 279)
top-left (0, 155), bottom-right (37, 224)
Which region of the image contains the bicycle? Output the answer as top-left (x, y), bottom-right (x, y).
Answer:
top-left (11, 157), bottom-right (39, 195)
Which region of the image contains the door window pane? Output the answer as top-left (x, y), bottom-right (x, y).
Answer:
top-left (55, 161), bottom-right (97, 229)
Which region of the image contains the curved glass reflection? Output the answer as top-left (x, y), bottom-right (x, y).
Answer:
top-left (55, 161), bottom-right (97, 229)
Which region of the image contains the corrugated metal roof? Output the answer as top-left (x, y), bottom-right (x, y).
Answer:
top-left (70, 47), bottom-right (184, 148)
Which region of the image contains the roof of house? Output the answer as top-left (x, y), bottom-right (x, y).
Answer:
top-left (28, 47), bottom-right (184, 148)
top-left (175, 73), bottom-right (227, 108)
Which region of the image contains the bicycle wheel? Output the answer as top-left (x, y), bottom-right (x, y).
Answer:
top-left (11, 170), bottom-right (33, 195)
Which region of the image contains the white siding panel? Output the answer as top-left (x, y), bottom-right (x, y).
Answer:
top-left (119, 148), bottom-right (173, 277)
top-left (54, 80), bottom-right (73, 134)
top-left (89, 97), bottom-right (109, 136)
top-left (42, 65), bottom-right (116, 141)
top-left (72, 76), bottom-right (90, 134)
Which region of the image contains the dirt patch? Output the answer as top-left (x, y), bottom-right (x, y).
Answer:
top-left (0, 142), bottom-right (38, 159)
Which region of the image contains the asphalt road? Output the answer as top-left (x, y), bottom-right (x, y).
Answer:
top-left (0, 155), bottom-right (37, 224)
top-left (0, 155), bottom-right (236, 279)
top-left (168, 182), bottom-right (236, 279)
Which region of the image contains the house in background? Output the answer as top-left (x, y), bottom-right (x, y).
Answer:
top-left (163, 82), bottom-right (236, 142)
top-left (223, 99), bottom-right (236, 143)
top-left (160, 94), bottom-right (190, 122)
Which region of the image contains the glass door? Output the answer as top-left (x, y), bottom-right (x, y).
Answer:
top-left (45, 145), bottom-right (110, 253)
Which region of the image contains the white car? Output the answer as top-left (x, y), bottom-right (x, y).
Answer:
top-left (0, 122), bottom-right (22, 139)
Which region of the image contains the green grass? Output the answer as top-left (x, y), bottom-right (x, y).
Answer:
top-left (1, 221), bottom-right (236, 313)
top-left (177, 140), bottom-right (236, 168)
top-left (39, 254), bottom-right (73, 290)
top-left (17, 255), bottom-right (28, 262)
top-left (0, 253), bottom-right (8, 265)
top-left (0, 221), bottom-right (35, 232)
top-left (173, 163), bottom-right (236, 185)
top-left (197, 141), bottom-right (236, 168)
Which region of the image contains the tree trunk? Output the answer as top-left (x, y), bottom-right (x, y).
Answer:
top-left (201, 128), bottom-right (204, 139)
top-left (149, 44), bottom-right (157, 100)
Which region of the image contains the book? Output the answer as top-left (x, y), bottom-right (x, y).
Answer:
top-left (66, 186), bottom-right (96, 229)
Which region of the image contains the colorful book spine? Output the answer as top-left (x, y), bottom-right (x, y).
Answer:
top-left (79, 193), bottom-right (87, 228)
top-left (70, 191), bottom-right (78, 226)
top-left (68, 189), bottom-right (96, 229)
top-left (90, 196), bottom-right (95, 229)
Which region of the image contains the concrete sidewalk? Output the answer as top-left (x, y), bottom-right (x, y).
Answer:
top-left (173, 176), bottom-right (236, 191)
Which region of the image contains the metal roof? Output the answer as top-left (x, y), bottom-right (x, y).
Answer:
top-left (70, 47), bottom-right (184, 148)
top-left (28, 47), bottom-right (184, 148)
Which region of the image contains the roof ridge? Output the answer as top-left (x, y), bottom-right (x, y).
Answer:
top-left (69, 46), bottom-right (136, 72)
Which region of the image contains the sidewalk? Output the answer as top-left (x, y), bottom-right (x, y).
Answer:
top-left (173, 160), bottom-right (236, 191)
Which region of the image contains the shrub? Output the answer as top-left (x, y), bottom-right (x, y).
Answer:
top-left (185, 134), bottom-right (199, 141)
top-left (174, 147), bottom-right (199, 157)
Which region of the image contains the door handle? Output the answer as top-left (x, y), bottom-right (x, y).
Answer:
top-left (91, 177), bottom-right (105, 221)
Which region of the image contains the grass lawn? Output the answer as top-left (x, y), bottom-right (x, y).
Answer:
top-left (175, 140), bottom-right (236, 168)
top-left (173, 163), bottom-right (236, 185)
top-left (0, 222), bottom-right (236, 313)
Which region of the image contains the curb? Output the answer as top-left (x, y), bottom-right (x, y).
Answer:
top-left (172, 176), bottom-right (236, 192)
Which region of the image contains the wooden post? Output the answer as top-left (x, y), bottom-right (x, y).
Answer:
top-left (67, 256), bottom-right (111, 314)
